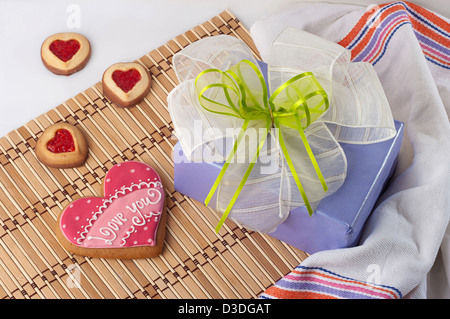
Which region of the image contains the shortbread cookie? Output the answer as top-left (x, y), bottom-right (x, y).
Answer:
top-left (41, 32), bottom-right (91, 75)
top-left (35, 123), bottom-right (88, 168)
top-left (102, 62), bottom-right (151, 108)
top-left (56, 161), bottom-right (166, 259)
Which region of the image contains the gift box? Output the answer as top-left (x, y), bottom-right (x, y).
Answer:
top-left (173, 119), bottom-right (403, 254)
top-left (168, 29), bottom-right (403, 254)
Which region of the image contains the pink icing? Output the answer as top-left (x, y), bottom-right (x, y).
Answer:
top-left (60, 161), bottom-right (165, 248)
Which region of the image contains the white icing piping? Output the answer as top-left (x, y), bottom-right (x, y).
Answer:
top-left (76, 179), bottom-right (163, 245)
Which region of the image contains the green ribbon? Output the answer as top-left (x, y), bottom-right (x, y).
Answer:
top-left (195, 59), bottom-right (329, 233)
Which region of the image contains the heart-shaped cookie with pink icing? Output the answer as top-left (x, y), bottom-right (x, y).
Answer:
top-left (56, 161), bottom-right (166, 259)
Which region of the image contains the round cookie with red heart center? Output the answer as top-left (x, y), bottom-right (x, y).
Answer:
top-left (55, 161), bottom-right (167, 259)
top-left (41, 32), bottom-right (91, 75)
top-left (102, 62), bottom-right (151, 108)
top-left (35, 122), bottom-right (88, 168)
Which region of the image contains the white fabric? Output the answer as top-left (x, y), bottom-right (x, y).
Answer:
top-left (250, 2), bottom-right (450, 299)
top-left (168, 29), bottom-right (396, 233)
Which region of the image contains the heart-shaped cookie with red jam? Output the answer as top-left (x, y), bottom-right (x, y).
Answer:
top-left (35, 123), bottom-right (88, 168)
top-left (102, 62), bottom-right (151, 108)
top-left (56, 161), bottom-right (166, 259)
top-left (41, 32), bottom-right (91, 75)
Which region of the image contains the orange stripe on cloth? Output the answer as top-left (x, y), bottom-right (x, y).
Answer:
top-left (423, 50), bottom-right (450, 67)
top-left (406, 1), bottom-right (450, 33)
top-left (263, 286), bottom-right (338, 299)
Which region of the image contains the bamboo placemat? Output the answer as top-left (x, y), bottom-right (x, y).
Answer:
top-left (0, 10), bottom-right (307, 299)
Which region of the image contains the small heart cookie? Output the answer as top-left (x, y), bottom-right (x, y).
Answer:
top-left (35, 123), bottom-right (88, 168)
top-left (102, 62), bottom-right (151, 108)
top-left (56, 161), bottom-right (166, 259)
top-left (41, 32), bottom-right (91, 75)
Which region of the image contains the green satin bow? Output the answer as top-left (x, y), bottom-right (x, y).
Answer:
top-left (195, 59), bottom-right (329, 233)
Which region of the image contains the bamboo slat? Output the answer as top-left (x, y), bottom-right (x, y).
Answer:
top-left (0, 10), bottom-right (308, 299)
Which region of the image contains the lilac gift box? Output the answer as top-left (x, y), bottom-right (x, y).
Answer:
top-left (173, 119), bottom-right (403, 254)
top-left (172, 59), bottom-right (404, 254)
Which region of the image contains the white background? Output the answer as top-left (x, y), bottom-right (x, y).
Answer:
top-left (0, 0), bottom-right (448, 137)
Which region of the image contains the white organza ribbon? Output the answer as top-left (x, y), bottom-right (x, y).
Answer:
top-left (168, 28), bottom-right (396, 233)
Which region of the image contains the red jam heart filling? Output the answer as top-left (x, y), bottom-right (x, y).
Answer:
top-left (49, 39), bottom-right (81, 62)
top-left (47, 129), bottom-right (75, 153)
top-left (112, 69), bottom-right (142, 93)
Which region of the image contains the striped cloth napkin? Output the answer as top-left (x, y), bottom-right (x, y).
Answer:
top-left (250, 1), bottom-right (450, 299)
